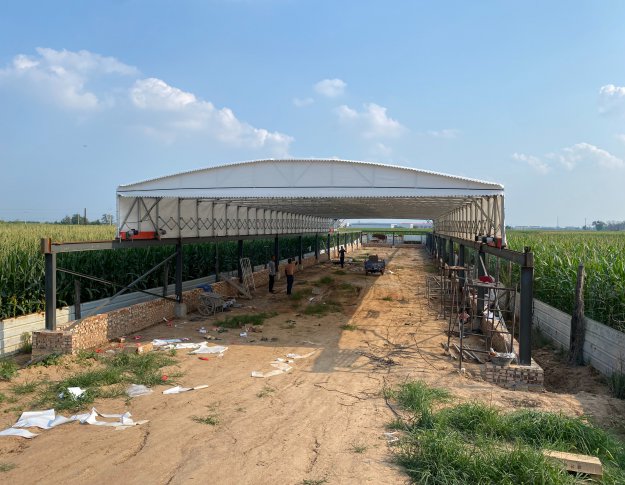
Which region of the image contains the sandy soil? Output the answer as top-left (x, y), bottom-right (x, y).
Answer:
top-left (1, 246), bottom-right (624, 484)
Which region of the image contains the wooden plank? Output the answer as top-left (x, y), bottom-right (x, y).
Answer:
top-left (543, 450), bottom-right (602, 477)
top-left (222, 277), bottom-right (252, 299)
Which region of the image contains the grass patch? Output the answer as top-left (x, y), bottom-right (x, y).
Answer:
top-left (20, 332), bottom-right (32, 354)
top-left (192, 414), bottom-right (219, 426)
top-left (10, 381), bottom-right (39, 395)
top-left (257, 385), bottom-right (275, 398)
top-left (291, 289), bottom-right (312, 302)
top-left (301, 480), bottom-right (327, 485)
top-left (333, 269), bottom-right (347, 275)
top-left (0, 463), bottom-right (16, 473)
top-left (313, 276), bottom-right (334, 286)
top-left (609, 371), bottom-right (625, 399)
top-left (0, 392), bottom-right (6, 404)
top-left (31, 352), bottom-right (178, 412)
top-left (218, 312), bottom-right (277, 328)
top-left (381, 296), bottom-right (394, 301)
top-left (34, 353), bottom-right (63, 367)
top-left (0, 359), bottom-right (19, 381)
top-left (303, 301), bottom-right (342, 317)
top-left (387, 380), bottom-right (625, 484)
top-left (351, 443), bottom-right (368, 453)
top-left (340, 324), bottom-right (358, 331)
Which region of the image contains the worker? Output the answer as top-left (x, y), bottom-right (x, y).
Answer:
top-left (338, 245), bottom-right (346, 268)
top-left (285, 258), bottom-right (296, 295)
top-left (267, 255), bottom-right (276, 293)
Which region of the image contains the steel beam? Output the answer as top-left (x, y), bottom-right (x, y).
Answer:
top-left (434, 233), bottom-right (529, 266)
top-left (314, 233), bottom-right (319, 260)
top-left (298, 235), bottom-right (303, 264)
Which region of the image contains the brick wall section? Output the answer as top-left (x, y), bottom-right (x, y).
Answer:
top-left (478, 309), bottom-right (544, 390)
top-left (32, 288), bottom-right (203, 356)
top-left (481, 360), bottom-right (544, 390)
top-left (31, 261), bottom-right (319, 356)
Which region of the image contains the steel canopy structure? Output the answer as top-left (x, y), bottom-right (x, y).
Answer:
top-left (117, 159), bottom-right (506, 242)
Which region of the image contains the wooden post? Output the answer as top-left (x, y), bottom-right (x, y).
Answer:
top-left (569, 263), bottom-right (586, 365)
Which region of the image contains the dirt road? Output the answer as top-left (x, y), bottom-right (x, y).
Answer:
top-left (1, 246), bottom-right (623, 484)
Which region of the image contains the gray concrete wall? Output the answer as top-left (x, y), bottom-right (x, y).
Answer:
top-left (532, 298), bottom-right (625, 377)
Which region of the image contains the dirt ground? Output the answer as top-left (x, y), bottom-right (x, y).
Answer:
top-left (1, 246), bottom-right (624, 484)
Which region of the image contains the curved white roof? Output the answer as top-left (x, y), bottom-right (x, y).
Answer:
top-left (117, 158), bottom-right (503, 220)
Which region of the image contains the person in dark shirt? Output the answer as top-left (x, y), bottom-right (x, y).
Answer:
top-left (338, 246), bottom-right (346, 268)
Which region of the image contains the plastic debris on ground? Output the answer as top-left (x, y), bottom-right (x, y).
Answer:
top-left (58, 387), bottom-right (86, 400)
top-left (0, 408), bottom-right (147, 438)
top-left (0, 428), bottom-right (38, 439)
top-left (250, 349), bottom-right (318, 378)
top-left (162, 384), bottom-right (208, 395)
top-left (126, 384), bottom-right (153, 398)
top-left (190, 344), bottom-right (228, 355)
top-left (152, 338), bottom-right (183, 346)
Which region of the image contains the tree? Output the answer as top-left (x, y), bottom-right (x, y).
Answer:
top-left (592, 220), bottom-right (606, 231)
top-left (100, 213), bottom-right (114, 225)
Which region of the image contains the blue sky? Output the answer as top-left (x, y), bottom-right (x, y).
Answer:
top-left (1, 0), bottom-right (625, 226)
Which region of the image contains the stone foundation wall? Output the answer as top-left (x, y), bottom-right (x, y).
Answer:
top-left (482, 360), bottom-right (544, 390)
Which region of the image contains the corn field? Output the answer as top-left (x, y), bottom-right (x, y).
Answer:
top-left (0, 222), bottom-right (330, 319)
top-left (506, 231), bottom-right (625, 332)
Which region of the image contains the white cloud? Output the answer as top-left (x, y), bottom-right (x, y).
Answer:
top-left (335, 102), bottom-right (405, 138)
top-left (0, 47), bottom-right (138, 110)
top-left (1, 48), bottom-right (293, 155)
top-left (552, 142), bottom-right (624, 170)
top-left (314, 78), bottom-right (346, 97)
top-left (512, 152), bottom-right (550, 174)
top-left (372, 142), bottom-right (393, 157)
top-left (131, 77), bottom-right (293, 155)
top-left (293, 97), bottom-right (314, 107)
top-left (599, 84), bottom-right (625, 114)
top-left (615, 134), bottom-right (625, 144)
top-left (425, 129), bottom-right (460, 139)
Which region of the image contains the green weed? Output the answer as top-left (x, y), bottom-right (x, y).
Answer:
top-left (10, 381), bottom-right (39, 395)
top-left (387, 380), bottom-right (625, 484)
top-left (340, 324), bottom-right (358, 331)
top-left (192, 414), bottom-right (219, 425)
top-left (0, 463), bottom-right (16, 473)
top-left (313, 276), bottom-right (334, 286)
top-left (0, 359), bottom-right (18, 381)
top-left (257, 385), bottom-right (275, 398)
top-left (303, 302), bottom-right (341, 317)
top-left (218, 312), bottom-right (277, 328)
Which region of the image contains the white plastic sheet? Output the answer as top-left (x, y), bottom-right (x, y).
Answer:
top-left (190, 344), bottom-right (228, 355)
top-left (0, 428), bottom-right (38, 439)
top-left (126, 384), bottom-right (153, 397)
top-left (162, 384), bottom-right (209, 395)
top-left (13, 409), bottom-right (74, 430)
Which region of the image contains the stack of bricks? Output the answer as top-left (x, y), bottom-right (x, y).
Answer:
top-left (482, 360), bottom-right (544, 390)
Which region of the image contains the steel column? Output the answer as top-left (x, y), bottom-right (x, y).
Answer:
top-left (314, 233), bottom-right (319, 260)
top-left (214, 243), bottom-right (220, 282)
top-left (274, 236), bottom-right (280, 271)
top-left (477, 247), bottom-right (485, 316)
top-left (237, 239), bottom-right (244, 282)
top-left (45, 252), bottom-right (57, 330)
top-left (519, 248), bottom-right (534, 365)
top-left (458, 244), bottom-right (465, 286)
top-left (175, 240), bottom-right (183, 303)
top-left (327, 234), bottom-right (331, 261)
top-left (448, 239), bottom-right (454, 266)
top-left (298, 235), bottom-right (303, 265)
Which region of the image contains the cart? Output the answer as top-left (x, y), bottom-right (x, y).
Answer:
top-left (364, 255), bottom-right (385, 275)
